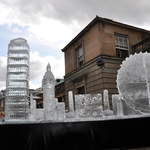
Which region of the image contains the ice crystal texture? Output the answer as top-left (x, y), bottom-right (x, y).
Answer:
top-left (5, 52), bottom-right (150, 123)
top-left (117, 52), bottom-right (150, 114)
top-left (75, 93), bottom-right (103, 118)
top-left (5, 38), bottom-right (30, 121)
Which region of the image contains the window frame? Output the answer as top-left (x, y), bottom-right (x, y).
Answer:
top-left (114, 33), bottom-right (129, 58)
top-left (75, 44), bottom-right (84, 69)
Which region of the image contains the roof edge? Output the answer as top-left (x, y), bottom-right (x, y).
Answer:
top-left (61, 16), bottom-right (99, 52)
top-left (61, 16), bottom-right (150, 52)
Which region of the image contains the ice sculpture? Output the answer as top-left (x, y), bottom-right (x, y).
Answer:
top-left (6, 51), bottom-right (150, 123)
top-left (68, 91), bottom-right (75, 112)
top-left (74, 93), bottom-right (103, 118)
top-left (117, 52), bottom-right (150, 114)
top-left (103, 90), bottom-right (113, 116)
top-left (42, 63), bottom-right (56, 120)
top-left (5, 38), bottom-right (30, 121)
top-left (103, 90), bottom-right (110, 110)
top-left (41, 63), bottom-right (65, 121)
top-left (29, 93), bottom-right (36, 121)
top-left (112, 95), bottom-right (124, 116)
top-left (65, 91), bottom-right (76, 118)
top-left (56, 103), bottom-right (65, 121)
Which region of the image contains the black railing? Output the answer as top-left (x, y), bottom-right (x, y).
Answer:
top-left (132, 37), bottom-right (150, 53)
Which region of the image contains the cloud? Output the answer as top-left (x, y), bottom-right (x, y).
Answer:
top-left (1, 0), bottom-right (150, 89)
top-left (1, 0), bottom-right (150, 53)
top-left (0, 1), bottom-right (85, 51)
top-left (27, 17), bottom-right (80, 50)
top-left (30, 51), bottom-right (64, 80)
top-left (1, 0), bottom-right (150, 27)
top-left (0, 51), bottom-right (64, 90)
top-left (0, 56), bottom-right (7, 81)
top-left (0, 56), bottom-right (7, 90)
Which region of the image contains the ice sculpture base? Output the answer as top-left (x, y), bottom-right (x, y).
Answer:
top-left (1, 114), bottom-right (150, 124)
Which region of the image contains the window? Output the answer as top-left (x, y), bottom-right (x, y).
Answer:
top-left (76, 46), bottom-right (84, 68)
top-left (115, 33), bottom-right (129, 59)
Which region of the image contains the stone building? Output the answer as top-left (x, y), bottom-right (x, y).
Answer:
top-left (55, 79), bottom-right (65, 103)
top-left (29, 88), bottom-right (43, 108)
top-left (132, 36), bottom-right (150, 53)
top-left (62, 16), bottom-right (150, 108)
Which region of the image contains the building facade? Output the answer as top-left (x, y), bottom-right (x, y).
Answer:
top-left (5, 38), bottom-right (30, 120)
top-left (55, 79), bottom-right (65, 103)
top-left (62, 16), bottom-right (150, 109)
top-left (29, 88), bottom-right (43, 109)
top-left (132, 36), bottom-right (150, 53)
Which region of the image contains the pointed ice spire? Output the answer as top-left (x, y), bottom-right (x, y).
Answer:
top-left (42, 63), bottom-right (55, 88)
top-left (47, 63), bottom-right (51, 72)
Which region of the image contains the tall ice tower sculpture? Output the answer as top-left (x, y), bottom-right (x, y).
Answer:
top-left (42, 63), bottom-right (56, 120)
top-left (5, 38), bottom-right (30, 121)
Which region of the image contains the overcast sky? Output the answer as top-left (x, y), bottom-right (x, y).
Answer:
top-left (0, 0), bottom-right (150, 90)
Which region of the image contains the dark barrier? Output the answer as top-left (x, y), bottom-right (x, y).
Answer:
top-left (0, 117), bottom-right (150, 150)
